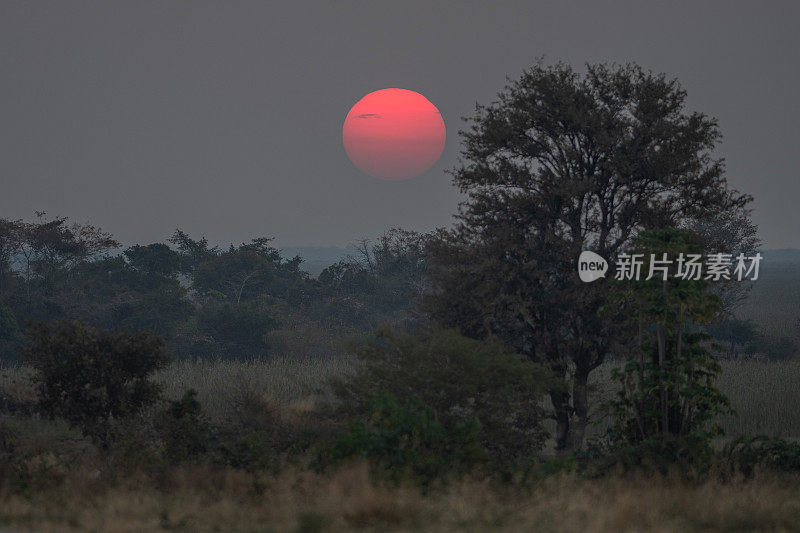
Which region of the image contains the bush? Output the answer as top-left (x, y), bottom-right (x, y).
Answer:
top-left (212, 428), bottom-right (276, 470)
top-left (22, 319), bottom-right (171, 445)
top-left (156, 389), bottom-right (210, 464)
top-left (322, 394), bottom-right (485, 484)
top-left (114, 389), bottom-right (277, 471)
top-left (332, 328), bottom-right (559, 462)
top-left (721, 436), bottom-right (800, 476)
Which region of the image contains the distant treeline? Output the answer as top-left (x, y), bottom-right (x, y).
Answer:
top-left (0, 213), bottom-right (428, 361)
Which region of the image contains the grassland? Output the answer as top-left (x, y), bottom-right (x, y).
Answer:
top-left (1, 464), bottom-right (800, 532)
top-left (2, 341), bottom-right (799, 531)
top-left (5, 354), bottom-right (799, 441)
top-left (145, 356), bottom-right (800, 441)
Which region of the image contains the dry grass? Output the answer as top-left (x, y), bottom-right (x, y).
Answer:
top-left (153, 355), bottom-right (358, 423)
top-left (1, 463), bottom-right (799, 532)
top-left (3, 353), bottom-right (800, 439)
top-left (3, 352), bottom-right (800, 531)
top-left (716, 358), bottom-right (800, 438)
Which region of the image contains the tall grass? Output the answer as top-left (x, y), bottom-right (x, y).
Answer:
top-left (1, 463), bottom-right (800, 532)
top-left (154, 355), bottom-right (358, 422)
top-left (156, 355), bottom-right (800, 440)
top-left (716, 358), bottom-right (800, 438)
top-left (3, 354), bottom-right (799, 439)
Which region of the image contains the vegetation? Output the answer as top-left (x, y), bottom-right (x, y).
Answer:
top-left (0, 60), bottom-right (797, 531)
top-left (602, 229), bottom-right (732, 469)
top-left (22, 319), bottom-right (170, 445)
top-left (425, 61), bottom-right (751, 451)
top-left (332, 328), bottom-right (558, 462)
top-left (322, 394), bottom-right (486, 485)
top-left (1, 357), bottom-right (800, 531)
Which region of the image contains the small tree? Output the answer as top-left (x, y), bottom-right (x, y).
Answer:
top-left (605, 229), bottom-right (732, 466)
top-left (23, 319), bottom-right (171, 445)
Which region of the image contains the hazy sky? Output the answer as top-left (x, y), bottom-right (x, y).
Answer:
top-left (1, 1), bottom-right (798, 249)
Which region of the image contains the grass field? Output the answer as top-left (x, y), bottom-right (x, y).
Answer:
top-left (2, 332), bottom-right (799, 531)
top-left (1, 464), bottom-right (799, 532)
top-left (150, 356), bottom-right (800, 441)
top-left (4, 354), bottom-right (799, 442)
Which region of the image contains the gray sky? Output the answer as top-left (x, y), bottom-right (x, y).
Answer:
top-left (1, 1), bottom-right (798, 249)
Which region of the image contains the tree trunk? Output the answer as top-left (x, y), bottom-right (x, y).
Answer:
top-left (566, 368), bottom-right (590, 451)
top-left (549, 390), bottom-right (571, 451)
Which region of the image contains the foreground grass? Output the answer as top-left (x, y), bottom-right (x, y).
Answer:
top-left (1, 463), bottom-right (799, 532)
top-left (3, 356), bottom-right (800, 531)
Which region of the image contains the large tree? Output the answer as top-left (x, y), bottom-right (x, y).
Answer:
top-left (425, 62), bottom-right (751, 450)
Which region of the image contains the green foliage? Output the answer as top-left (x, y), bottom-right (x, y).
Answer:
top-left (22, 319), bottom-right (171, 445)
top-left (721, 436), bottom-right (800, 476)
top-left (323, 394), bottom-right (485, 484)
top-left (605, 229), bottom-right (732, 467)
top-left (114, 388), bottom-right (278, 471)
top-left (515, 455), bottom-right (577, 485)
top-left (333, 328), bottom-right (558, 462)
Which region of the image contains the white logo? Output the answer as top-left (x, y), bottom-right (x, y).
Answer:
top-left (578, 251), bottom-right (608, 283)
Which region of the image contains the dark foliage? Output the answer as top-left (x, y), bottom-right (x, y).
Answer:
top-left (425, 61), bottom-right (752, 450)
top-left (721, 436), bottom-right (800, 476)
top-left (332, 328), bottom-right (559, 462)
top-left (155, 389), bottom-right (210, 464)
top-left (22, 319), bottom-right (171, 445)
top-left (196, 301), bottom-right (281, 357)
top-left (321, 394), bottom-right (486, 485)
top-left (603, 229), bottom-right (732, 469)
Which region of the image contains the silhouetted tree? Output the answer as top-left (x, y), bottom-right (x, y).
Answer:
top-left (426, 62), bottom-right (751, 449)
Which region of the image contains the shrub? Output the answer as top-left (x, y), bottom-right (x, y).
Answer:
top-left (22, 319), bottom-right (170, 445)
top-left (721, 436), bottom-right (800, 476)
top-left (156, 389), bottom-right (210, 464)
top-left (212, 428), bottom-right (276, 470)
top-left (332, 328), bottom-right (559, 462)
top-left (322, 394), bottom-right (485, 484)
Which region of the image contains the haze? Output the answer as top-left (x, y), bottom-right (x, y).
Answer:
top-left (0, 1), bottom-right (798, 249)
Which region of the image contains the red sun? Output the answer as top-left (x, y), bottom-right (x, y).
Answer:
top-left (342, 88), bottom-right (446, 180)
